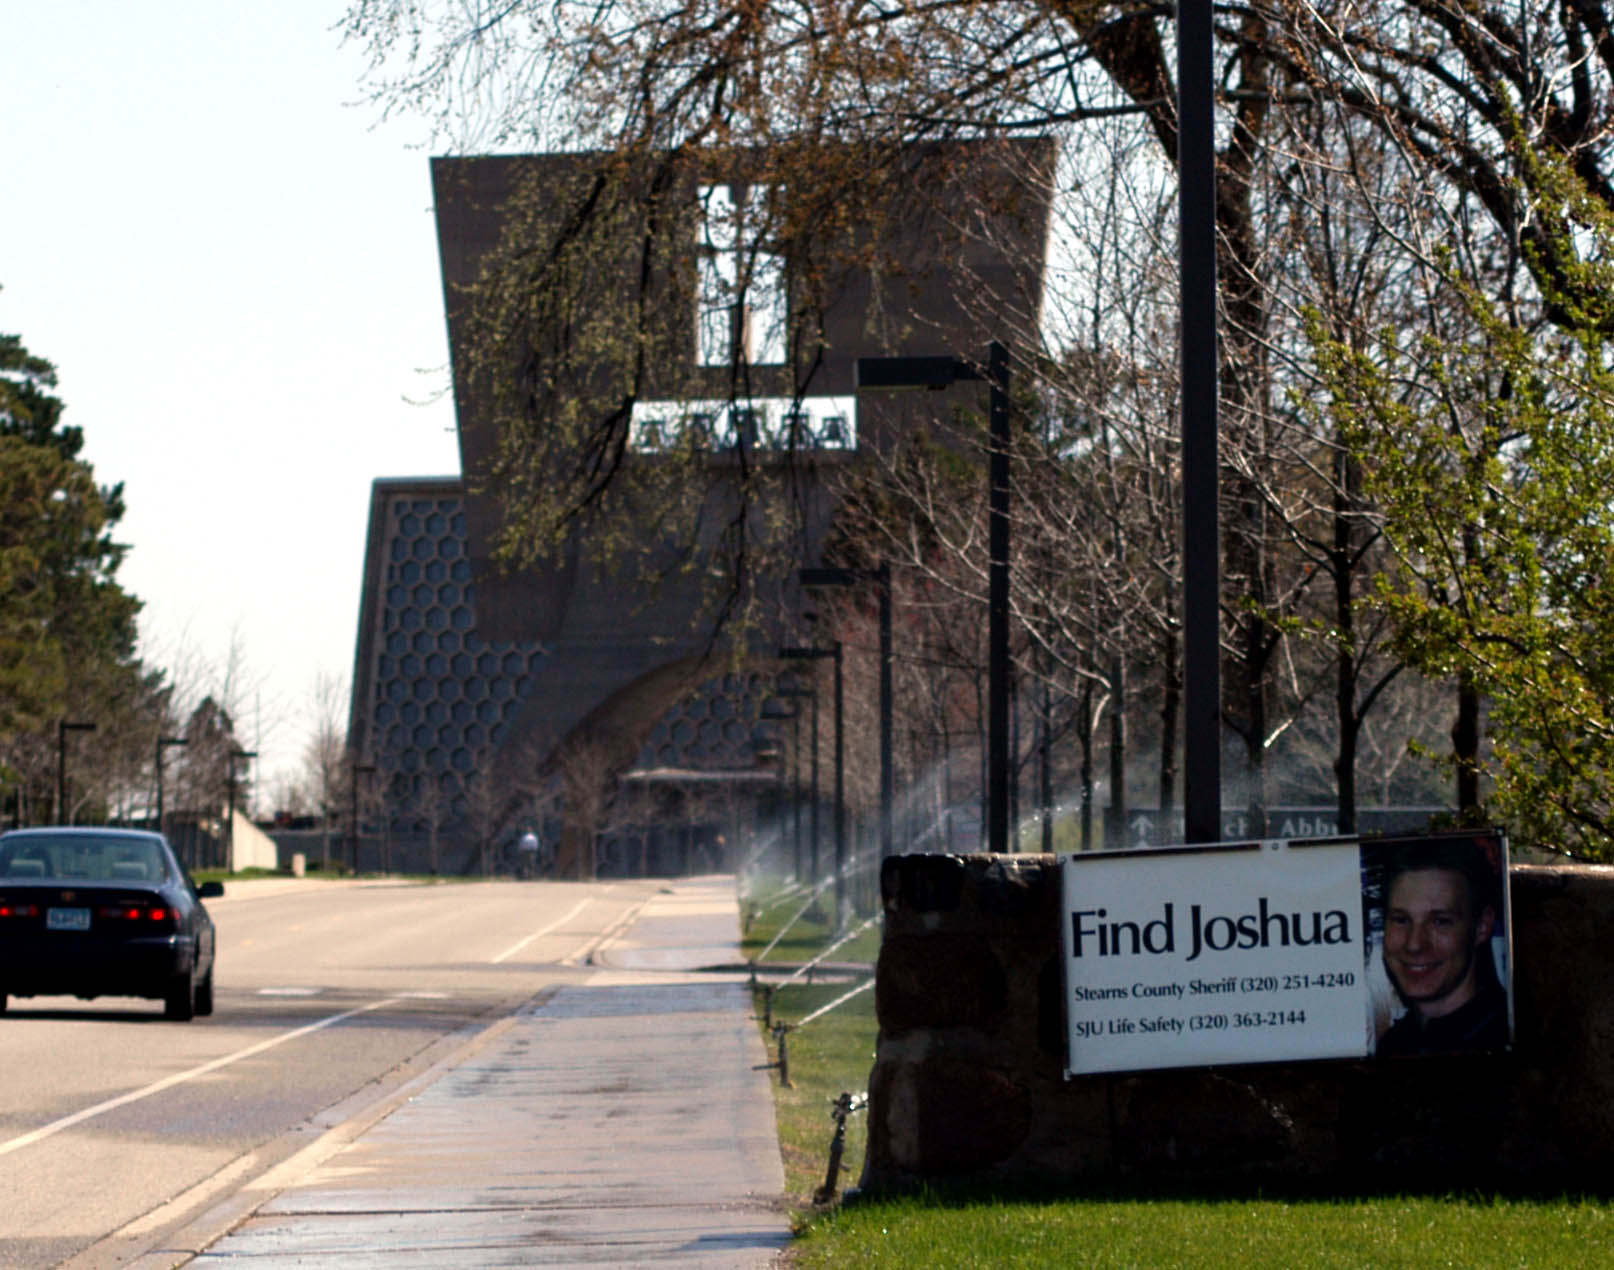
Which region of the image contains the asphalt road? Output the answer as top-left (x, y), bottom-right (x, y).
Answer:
top-left (0, 877), bottom-right (666, 1268)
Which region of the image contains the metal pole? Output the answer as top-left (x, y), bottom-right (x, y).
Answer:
top-left (1180, 0), bottom-right (1222, 843)
top-left (791, 707), bottom-right (802, 878)
top-left (780, 651), bottom-right (828, 898)
top-left (853, 356), bottom-right (1005, 850)
top-left (810, 687), bottom-right (820, 886)
top-left (225, 762), bottom-right (235, 872)
top-left (988, 340), bottom-right (1011, 853)
top-left (1041, 673), bottom-right (1053, 852)
top-left (57, 721), bottom-right (67, 825)
top-left (774, 1025), bottom-right (792, 1088)
top-left (832, 641), bottom-right (846, 922)
top-left (1011, 672), bottom-right (1021, 836)
top-left (878, 564), bottom-right (893, 858)
top-left (774, 738), bottom-right (785, 857)
top-left (800, 565), bottom-right (895, 861)
top-left (57, 721), bottom-right (95, 826)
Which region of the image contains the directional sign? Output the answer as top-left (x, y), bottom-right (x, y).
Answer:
top-left (1117, 807), bottom-right (1449, 848)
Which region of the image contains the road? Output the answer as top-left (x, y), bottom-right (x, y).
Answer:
top-left (0, 877), bottom-right (666, 1268)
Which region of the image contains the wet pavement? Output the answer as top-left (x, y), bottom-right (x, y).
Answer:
top-left (182, 877), bottom-right (789, 1267)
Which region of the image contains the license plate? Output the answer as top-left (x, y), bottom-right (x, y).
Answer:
top-left (47, 907), bottom-right (91, 931)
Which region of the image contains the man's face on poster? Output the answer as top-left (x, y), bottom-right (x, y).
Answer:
top-left (1383, 867), bottom-right (1496, 1019)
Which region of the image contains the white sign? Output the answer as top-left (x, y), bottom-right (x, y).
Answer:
top-left (1062, 839), bottom-right (1368, 1075)
top-left (1061, 833), bottom-right (1514, 1075)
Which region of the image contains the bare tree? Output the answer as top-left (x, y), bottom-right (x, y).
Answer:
top-left (341, 0), bottom-right (1614, 849)
top-left (298, 671), bottom-right (349, 867)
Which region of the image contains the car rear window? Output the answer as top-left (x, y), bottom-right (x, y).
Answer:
top-left (0, 836), bottom-right (169, 883)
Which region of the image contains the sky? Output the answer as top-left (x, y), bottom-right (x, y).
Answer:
top-left (2, 4), bottom-right (464, 799)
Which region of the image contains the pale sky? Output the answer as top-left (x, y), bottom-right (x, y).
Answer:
top-left (2, 3), bottom-right (464, 799)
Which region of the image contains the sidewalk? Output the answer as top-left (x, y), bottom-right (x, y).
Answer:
top-left (187, 877), bottom-right (791, 1267)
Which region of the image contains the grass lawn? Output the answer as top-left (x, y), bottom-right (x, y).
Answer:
top-left (741, 880), bottom-right (880, 1206)
top-left (742, 884), bottom-right (883, 967)
top-left (740, 877), bottom-right (1613, 1268)
top-left (759, 977), bottom-right (878, 1207)
top-left (191, 866), bottom-right (285, 884)
top-left (789, 1191), bottom-right (1612, 1267)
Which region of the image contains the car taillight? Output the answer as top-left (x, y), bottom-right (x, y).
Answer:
top-left (96, 904), bottom-right (175, 928)
top-left (0, 903), bottom-right (40, 918)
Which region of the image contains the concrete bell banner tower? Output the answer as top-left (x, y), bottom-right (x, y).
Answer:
top-left (349, 142), bottom-right (1055, 875)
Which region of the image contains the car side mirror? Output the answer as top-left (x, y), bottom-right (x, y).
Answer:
top-left (198, 881), bottom-right (225, 899)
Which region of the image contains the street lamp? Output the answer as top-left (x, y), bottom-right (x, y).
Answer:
top-left (155, 735), bottom-right (188, 837)
top-left (1179, 0), bottom-right (1222, 843)
top-left (856, 345), bottom-right (1012, 853)
top-left (799, 564), bottom-right (894, 859)
top-left (57, 719), bottom-right (96, 825)
top-left (770, 682), bottom-right (817, 881)
top-left (751, 720), bottom-right (787, 873)
top-left (774, 681), bottom-right (819, 887)
top-left (758, 699), bottom-right (797, 872)
top-left (780, 643), bottom-right (844, 922)
top-left (226, 749), bottom-right (257, 872)
top-left (350, 762), bottom-right (377, 874)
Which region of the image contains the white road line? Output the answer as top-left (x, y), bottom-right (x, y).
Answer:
top-left (0, 997), bottom-right (400, 1159)
top-left (490, 898), bottom-right (594, 964)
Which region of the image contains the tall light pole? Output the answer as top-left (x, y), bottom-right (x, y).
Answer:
top-left (780, 643), bottom-right (843, 921)
top-left (804, 684), bottom-right (822, 887)
top-left (758, 700), bottom-right (795, 867)
top-left (57, 720), bottom-right (96, 825)
top-left (799, 564), bottom-right (893, 857)
top-left (788, 699), bottom-right (801, 876)
top-left (1180, 0), bottom-right (1222, 843)
top-left (155, 735), bottom-right (188, 838)
top-left (856, 347), bottom-right (1012, 853)
top-left (771, 682), bottom-right (816, 880)
top-left (226, 749), bottom-right (257, 872)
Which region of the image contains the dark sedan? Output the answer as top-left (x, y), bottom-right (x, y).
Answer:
top-left (0, 827), bottom-right (222, 1020)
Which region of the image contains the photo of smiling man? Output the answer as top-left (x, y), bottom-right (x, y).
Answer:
top-left (1362, 835), bottom-right (1512, 1057)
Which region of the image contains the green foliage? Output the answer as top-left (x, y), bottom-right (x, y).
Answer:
top-left (1310, 142), bottom-right (1614, 857)
top-left (751, 887), bottom-right (1612, 1266)
top-left (190, 866), bottom-right (284, 884)
top-left (1, 330), bottom-right (86, 461)
top-left (743, 886), bottom-right (882, 965)
top-left (0, 437), bottom-right (72, 730)
top-left (758, 978), bottom-right (877, 1204)
top-left (742, 884), bottom-right (879, 1203)
top-left (790, 1190), bottom-right (1613, 1267)
top-left (0, 325), bottom-right (150, 814)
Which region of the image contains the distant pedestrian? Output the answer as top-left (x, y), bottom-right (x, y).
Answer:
top-left (517, 829), bottom-right (539, 879)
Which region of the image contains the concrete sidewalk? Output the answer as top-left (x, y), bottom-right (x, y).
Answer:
top-left (187, 877), bottom-right (790, 1267)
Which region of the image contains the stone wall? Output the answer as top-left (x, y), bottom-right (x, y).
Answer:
top-left (864, 853), bottom-right (1614, 1192)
